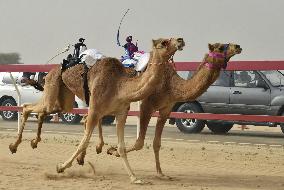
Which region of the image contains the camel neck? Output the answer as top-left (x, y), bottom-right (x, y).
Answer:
top-left (123, 50), bottom-right (170, 102)
top-left (172, 57), bottom-right (221, 101)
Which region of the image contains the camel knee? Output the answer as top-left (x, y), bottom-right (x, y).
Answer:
top-left (22, 106), bottom-right (32, 119)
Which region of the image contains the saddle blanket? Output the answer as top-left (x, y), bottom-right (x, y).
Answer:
top-left (80, 49), bottom-right (105, 68)
top-left (122, 51), bottom-right (150, 72)
top-left (80, 49), bottom-right (150, 72)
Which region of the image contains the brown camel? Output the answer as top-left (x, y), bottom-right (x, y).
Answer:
top-left (104, 43), bottom-right (242, 179)
top-left (9, 38), bottom-right (185, 183)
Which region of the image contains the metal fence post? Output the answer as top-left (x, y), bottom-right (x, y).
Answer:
top-left (9, 72), bottom-right (21, 133)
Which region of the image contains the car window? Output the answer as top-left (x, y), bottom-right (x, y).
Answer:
top-left (212, 71), bottom-right (231, 87)
top-left (234, 71), bottom-right (262, 88)
top-left (38, 72), bottom-right (48, 85)
top-left (177, 71), bottom-right (230, 87)
top-left (260, 70), bottom-right (284, 87)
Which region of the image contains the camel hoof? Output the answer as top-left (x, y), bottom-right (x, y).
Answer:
top-left (30, 139), bottom-right (38, 149)
top-left (56, 163), bottom-right (65, 173)
top-left (107, 147), bottom-right (120, 157)
top-left (9, 144), bottom-right (17, 154)
top-left (96, 145), bottom-right (102, 154)
top-left (76, 157), bottom-right (84, 166)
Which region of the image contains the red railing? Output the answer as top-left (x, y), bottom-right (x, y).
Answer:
top-left (1, 61), bottom-right (284, 123)
top-left (1, 61), bottom-right (284, 72)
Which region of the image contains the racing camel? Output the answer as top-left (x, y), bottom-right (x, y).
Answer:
top-left (9, 38), bottom-right (185, 184)
top-left (105, 43), bottom-right (242, 179)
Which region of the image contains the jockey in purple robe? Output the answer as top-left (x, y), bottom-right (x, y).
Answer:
top-left (123, 36), bottom-right (138, 59)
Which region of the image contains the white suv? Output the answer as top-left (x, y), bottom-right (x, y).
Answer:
top-left (0, 72), bottom-right (87, 124)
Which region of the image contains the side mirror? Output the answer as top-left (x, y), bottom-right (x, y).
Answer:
top-left (256, 79), bottom-right (268, 89)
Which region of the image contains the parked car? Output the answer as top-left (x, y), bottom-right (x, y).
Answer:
top-left (0, 72), bottom-right (115, 125)
top-left (170, 70), bottom-right (284, 134)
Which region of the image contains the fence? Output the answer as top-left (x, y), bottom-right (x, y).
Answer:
top-left (1, 61), bottom-right (284, 133)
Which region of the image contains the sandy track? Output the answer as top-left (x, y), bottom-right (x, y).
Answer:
top-left (0, 132), bottom-right (284, 190)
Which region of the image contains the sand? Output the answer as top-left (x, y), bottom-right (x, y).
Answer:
top-left (0, 131), bottom-right (284, 190)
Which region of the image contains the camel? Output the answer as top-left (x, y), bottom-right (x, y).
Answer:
top-left (103, 43), bottom-right (242, 179)
top-left (9, 37), bottom-right (185, 183)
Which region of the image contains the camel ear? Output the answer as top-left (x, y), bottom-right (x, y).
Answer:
top-left (161, 40), bottom-right (169, 47)
top-left (208, 43), bottom-right (214, 52)
top-left (152, 39), bottom-right (159, 48)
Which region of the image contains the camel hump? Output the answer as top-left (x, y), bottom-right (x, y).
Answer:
top-left (97, 57), bottom-right (124, 73)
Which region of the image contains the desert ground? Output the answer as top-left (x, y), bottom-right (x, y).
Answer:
top-left (1, 128), bottom-right (284, 190)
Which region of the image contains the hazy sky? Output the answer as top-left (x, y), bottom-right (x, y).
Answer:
top-left (0, 0), bottom-right (284, 64)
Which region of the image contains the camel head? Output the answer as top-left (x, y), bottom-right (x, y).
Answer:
top-left (205, 43), bottom-right (242, 69)
top-left (152, 38), bottom-right (185, 61)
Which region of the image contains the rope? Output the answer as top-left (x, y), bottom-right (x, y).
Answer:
top-left (46, 44), bottom-right (71, 64)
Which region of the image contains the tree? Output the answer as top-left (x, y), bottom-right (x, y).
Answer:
top-left (0, 53), bottom-right (22, 64)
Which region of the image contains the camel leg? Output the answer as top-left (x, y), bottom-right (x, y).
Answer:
top-left (76, 116), bottom-right (103, 165)
top-left (57, 109), bottom-right (98, 173)
top-left (95, 119), bottom-right (104, 154)
top-left (127, 102), bottom-right (154, 153)
top-left (76, 115), bottom-right (87, 165)
top-left (30, 112), bottom-right (46, 149)
top-left (9, 104), bottom-right (33, 153)
top-left (10, 66), bottom-right (67, 153)
top-left (107, 102), bottom-right (153, 156)
top-left (76, 119), bottom-right (103, 165)
top-left (30, 85), bottom-right (74, 150)
top-left (153, 107), bottom-right (172, 179)
top-left (115, 113), bottom-right (144, 184)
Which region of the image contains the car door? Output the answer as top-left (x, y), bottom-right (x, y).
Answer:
top-left (198, 71), bottom-right (231, 113)
top-left (229, 71), bottom-right (271, 115)
top-left (18, 73), bottom-right (43, 104)
top-left (19, 85), bottom-right (40, 104)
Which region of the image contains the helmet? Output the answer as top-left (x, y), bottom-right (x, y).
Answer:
top-left (79, 38), bottom-right (85, 42)
top-left (126, 36), bottom-right (132, 42)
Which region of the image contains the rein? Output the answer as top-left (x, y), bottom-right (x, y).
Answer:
top-left (204, 44), bottom-right (229, 70)
top-left (148, 54), bottom-right (175, 68)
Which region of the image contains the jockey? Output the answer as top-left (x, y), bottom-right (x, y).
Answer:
top-left (62, 38), bottom-right (87, 71)
top-left (73, 38), bottom-right (87, 58)
top-left (123, 36), bottom-right (138, 59)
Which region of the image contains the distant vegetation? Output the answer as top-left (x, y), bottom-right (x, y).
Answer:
top-left (0, 53), bottom-right (22, 64)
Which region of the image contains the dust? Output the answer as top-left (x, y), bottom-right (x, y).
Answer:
top-left (43, 161), bottom-right (96, 181)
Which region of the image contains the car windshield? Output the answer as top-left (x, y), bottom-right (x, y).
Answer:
top-left (260, 70), bottom-right (284, 87)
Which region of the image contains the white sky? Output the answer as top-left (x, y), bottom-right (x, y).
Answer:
top-left (0, 0), bottom-right (284, 64)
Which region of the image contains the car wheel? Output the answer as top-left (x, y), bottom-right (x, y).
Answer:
top-left (102, 115), bottom-right (115, 125)
top-left (61, 113), bottom-right (82, 124)
top-left (175, 102), bottom-right (205, 133)
top-left (0, 98), bottom-right (18, 121)
top-left (280, 126), bottom-right (284, 134)
top-left (44, 116), bottom-right (53, 122)
top-left (207, 122), bottom-right (234, 134)
top-left (61, 102), bottom-right (82, 124)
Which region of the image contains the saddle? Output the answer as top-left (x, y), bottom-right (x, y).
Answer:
top-left (61, 54), bottom-right (83, 71)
